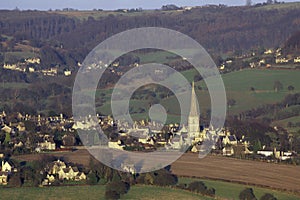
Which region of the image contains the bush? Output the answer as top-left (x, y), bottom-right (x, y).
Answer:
top-left (105, 190), bottom-right (120, 200)
top-left (186, 181), bottom-right (215, 197)
top-left (106, 181), bottom-right (130, 195)
top-left (87, 171), bottom-right (98, 185)
top-left (260, 193), bottom-right (277, 200)
top-left (8, 174), bottom-right (22, 187)
top-left (188, 181), bottom-right (207, 193)
top-left (205, 187), bottom-right (216, 197)
top-left (152, 171), bottom-right (178, 186)
top-left (136, 170), bottom-right (178, 186)
top-left (239, 188), bottom-right (257, 200)
top-left (135, 174), bottom-right (145, 184)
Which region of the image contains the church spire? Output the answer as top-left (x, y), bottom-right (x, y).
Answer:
top-left (189, 81), bottom-right (199, 117)
top-left (188, 81), bottom-right (200, 138)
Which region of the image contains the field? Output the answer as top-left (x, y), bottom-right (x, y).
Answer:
top-left (13, 150), bottom-right (300, 197)
top-left (171, 153), bottom-right (300, 194)
top-left (96, 68), bottom-right (300, 122)
top-left (179, 177), bottom-right (299, 200)
top-left (253, 2), bottom-right (300, 11)
top-left (0, 184), bottom-right (212, 200)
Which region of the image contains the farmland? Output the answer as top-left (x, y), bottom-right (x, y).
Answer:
top-left (0, 184), bottom-right (214, 200)
top-left (13, 149), bottom-right (300, 198)
top-left (179, 177), bottom-right (300, 200)
top-left (172, 153), bottom-right (300, 194)
top-left (96, 68), bottom-right (300, 122)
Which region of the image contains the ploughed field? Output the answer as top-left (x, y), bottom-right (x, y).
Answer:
top-left (14, 149), bottom-right (300, 194)
top-left (172, 153), bottom-right (300, 193)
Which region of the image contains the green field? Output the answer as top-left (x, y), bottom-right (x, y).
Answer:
top-left (0, 184), bottom-right (212, 200)
top-left (252, 2), bottom-right (300, 11)
top-left (271, 115), bottom-right (300, 134)
top-left (179, 177), bottom-right (300, 200)
top-left (1, 178), bottom-right (299, 200)
top-left (96, 68), bottom-right (300, 122)
top-left (4, 51), bottom-right (36, 62)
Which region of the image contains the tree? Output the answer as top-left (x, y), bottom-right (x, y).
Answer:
top-left (253, 139), bottom-right (262, 153)
top-left (152, 170), bottom-right (178, 186)
top-left (273, 81), bottom-right (283, 92)
top-left (20, 166), bottom-right (35, 185)
top-left (8, 173), bottom-right (22, 187)
top-left (246, 0), bottom-right (252, 6)
top-left (260, 193), bottom-right (277, 200)
top-left (228, 99), bottom-right (236, 107)
top-left (239, 188), bottom-right (257, 200)
top-left (24, 121), bottom-right (36, 132)
top-left (250, 87), bottom-right (255, 92)
top-left (4, 132), bottom-right (11, 145)
top-left (287, 85), bottom-right (295, 92)
top-left (106, 181), bottom-right (130, 195)
top-left (87, 171), bottom-right (99, 185)
top-left (188, 181), bottom-right (207, 194)
top-left (105, 190), bottom-right (120, 200)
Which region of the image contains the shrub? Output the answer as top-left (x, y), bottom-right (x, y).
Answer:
top-left (205, 187), bottom-right (216, 197)
top-left (152, 171), bottom-right (178, 186)
top-left (87, 171), bottom-right (98, 185)
top-left (8, 174), bottom-right (22, 187)
top-left (106, 181), bottom-right (130, 195)
top-left (260, 193), bottom-right (277, 200)
top-left (105, 190), bottom-right (120, 200)
top-left (239, 188), bottom-right (257, 200)
top-left (188, 181), bottom-right (207, 194)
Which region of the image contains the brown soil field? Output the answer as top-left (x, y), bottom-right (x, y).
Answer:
top-left (172, 153), bottom-right (300, 193)
top-left (14, 150), bottom-right (300, 193)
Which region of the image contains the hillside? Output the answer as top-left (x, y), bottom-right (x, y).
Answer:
top-left (1, 2), bottom-right (300, 67)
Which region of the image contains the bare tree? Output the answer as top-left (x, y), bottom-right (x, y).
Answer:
top-left (246, 0), bottom-right (252, 6)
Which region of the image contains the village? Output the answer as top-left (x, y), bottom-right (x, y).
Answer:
top-left (0, 81), bottom-right (297, 186)
top-left (2, 46), bottom-right (300, 78)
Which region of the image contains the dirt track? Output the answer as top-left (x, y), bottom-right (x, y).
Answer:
top-left (14, 150), bottom-right (300, 193)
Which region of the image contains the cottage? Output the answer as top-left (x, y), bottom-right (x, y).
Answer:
top-left (0, 172), bottom-right (8, 185)
top-left (1, 125), bottom-right (12, 133)
top-left (222, 146), bottom-right (234, 156)
top-left (64, 70), bottom-right (72, 76)
top-left (37, 135), bottom-right (56, 151)
top-left (58, 166), bottom-right (81, 180)
top-left (108, 140), bottom-right (124, 150)
top-left (257, 150), bottom-right (273, 157)
top-left (138, 135), bottom-right (148, 144)
top-left (294, 57), bottom-right (300, 63)
top-left (222, 135), bottom-right (238, 146)
top-left (264, 49), bottom-right (273, 54)
top-left (28, 67), bottom-right (35, 73)
top-left (275, 57), bottom-right (289, 64)
top-left (25, 58), bottom-right (40, 64)
top-left (49, 159), bottom-right (67, 174)
top-left (37, 140), bottom-right (56, 151)
top-left (191, 145), bottom-right (201, 153)
top-left (1, 160), bottom-right (15, 172)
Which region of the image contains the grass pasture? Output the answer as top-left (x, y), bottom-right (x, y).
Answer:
top-left (252, 2), bottom-right (300, 11)
top-left (2, 177), bottom-right (296, 200)
top-left (0, 184), bottom-right (213, 200)
top-left (4, 51), bottom-right (36, 62)
top-left (96, 68), bottom-right (300, 122)
top-left (179, 177), bottom-right (300, 200)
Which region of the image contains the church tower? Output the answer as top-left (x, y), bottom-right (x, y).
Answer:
top-left (188, 81), bottom-right (200, 138)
